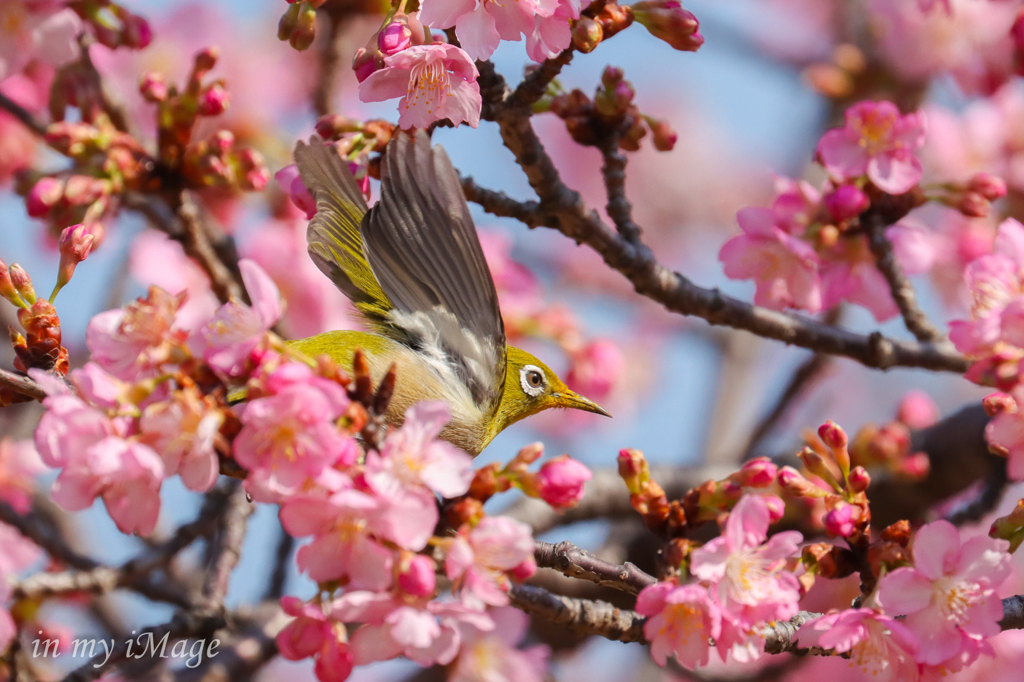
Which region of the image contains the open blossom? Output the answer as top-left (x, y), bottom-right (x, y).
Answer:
top-left (333, 591), bottom-right (494, 667)
top-left (817, 100), bottom-right (926, 195)
top-left (358, 43), bottom-right (481, 130)
top-left (950, 218), bottom-right (1024, 363)
top-left (795, 609), bottom-right (919, 682)
top-left (819, 235), bottom-right (900, 321)
top-left (636, 582), bottom-right (721, 670)
top-left (194, 259), bottom-right (283, 376)
top-left (139, 387), bottom-right (223, 492)
top-left (280, 488), bottom-right (394, 590)
top-left (525, 0), bottom-right (581, 62)
top-left (274, 164), bottom-right (316, 219)
top-left (276, 597), bottom-right (354, 682)
top-left (719, 206), bottom-right (821, 312)
top-left (0, 0), bottom-right (80, 80)
top-left (984, 387), bottom-right (1024, 479)
top-left (449, 607), bottom-right (549, 682)
top-left (233, 363), bottom-right (356, 501)
top-left (87, 286), bottom-right (188, 381)
top-left (446, 517), bottom-right (536, 610)
top-left (690, 495), bottom-right (803, 631)
top-left (877, 520), bottom-right (1011, 665)
top-left (0, 438), bottom-right (44, 514)
top-left (419, 0), bottom-right (540, 61)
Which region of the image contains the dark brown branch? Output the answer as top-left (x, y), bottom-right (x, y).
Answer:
top-left (312, 10), bottom-right (344, 117)
top-left (509, 583), bottom-right (646, 643)
top-left (471, 66), bottom-right (968, 374)
top-left (177, 192), bottom-right (245, 304)
top-left (200, 484), bottom-right (254, 609)
top-left (534, 540), bottom-right (657, 594)
top-left (0, 368), bottom-right (47, 402)
top-left (599, 136), bottom-right (641, 244)
top-left (0, 91), bottom-right (47, 136)
top-left (512, 48), bottom-right (575, 109)
top-left (864, 212), bottom-right (945, 344)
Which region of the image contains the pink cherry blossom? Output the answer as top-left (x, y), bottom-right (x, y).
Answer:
top-left (635, 582), bottom-right (721, 669)
top-left (819, 235), bottom-right (901, 321)
top-left (234, 363), bottom-right (355, 502)
top-left (534, 455), bottom-right (591, 509)
top-left (898, 390), bottom-right (940, 429)
top-left (0, 438), bottom-right (44, 514)
top-left (817, 100), bottom-right (926, 195)
top-left (0, 520), bottom-right (42, 575)
top-left (449, 607), bottom-right (549, 682)
top-left (772, 176), bottom-right (822, 234)
top-left (877, 520), bottom-right (1011, 665)
top-left (274, 164), bottom-right (316, 219)
top-left (446, 517), bottom-right (536, 610)
top-left (0, 0), bottom-right (80, 81)
top-left (795, 609), bottom-right (920, 682)
top-left (276, 596), bottom-right (354, 682)
top-left (129, 231), bottom-right (219, 332)
top-left (86, 286), bottom-right (188, 381)
top-left (565, 339), bottom-right (624, 402)
top-left (194, 259), bottom-right (283, 377)
top-left (332, 591), bottom-right (494, 667)
top-left (280, 489), bottom-right (394, 590)
top-left (398, 554), bottom-right (438, 598)
top-left (984, 385), bottom-right (1024, 478)
top-left (139, 387), bottom-right (223, 492)
top-left (358, 43), bottom-right (481, 130)
top-left (419, 0), bottom-right (541, 61)
top-left (525, 0), bottom-right (582, 62)
top-left (690, 494), bottom-right (803, 635)
top-left (719, 206), bottom-right (821, 312)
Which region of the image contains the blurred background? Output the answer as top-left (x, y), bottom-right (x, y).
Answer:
top-left (1, 0), bottom-right (1016, 679)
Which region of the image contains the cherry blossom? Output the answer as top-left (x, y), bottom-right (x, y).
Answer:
top-left (817, 100), bottom-right (926, 194)
top-left (274, 164), bottom-right (316, 219)
top-left (0, 0), bottom-right (80, 81)
top-left (795, 609), bottom-right (920, 682)
top-left (0, 438), bottom-right (44, 514)
top-left (276, 596), bottom-right (354, 682)
top-left (984, 386), bottom-right (1024, 478)
top-left (877, 520), bottom-right (1011, 665)
top-left (449, 607), bottom-right (549, 682)
top-left (446, 517), bottom-right (536, 609)
top-left (718, 206), bottom-right (821, 312)
top-left (139, 387), bottom-right (223, 492)
top-left (358, 43), bottom-right (481, 129)
top-left (524, 0), bottom-right (582, 62)
top-left (635, 582), bottom-right (721, 669)
top-left (418, 0), bottom-right (542, 61)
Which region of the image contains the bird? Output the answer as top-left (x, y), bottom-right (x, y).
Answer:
top-left (288, 129), bottom-right (610, 456)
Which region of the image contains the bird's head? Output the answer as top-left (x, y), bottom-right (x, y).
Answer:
top-left (491, 346), bottom-right (611, 435)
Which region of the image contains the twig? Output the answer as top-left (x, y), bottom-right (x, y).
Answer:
top-left (599, 136), bottom-right (641, 244)
top-left (512, 48), bottom-right (575, 109)
top-left (265, 523), bottom-right (295, 600)
top-left (534, 540), bottom-right (657, 594)
top-left (0, 91), bottom-right (47, 136)
top-left (0, 500), bottom-right (98, 570)
top-left (200, 484), bottom-right (253, 609)
top-left (177, 192), bottom-right (245, 304)
top-left (464, 76), bottom-right (968, 373)
top-left (509, 583), bottom-right (646, 643)
top-left (864, 212), bottom-right (945, 344)
top-left (0, 368), bottom-right (47, 402)
top-left (312, 10), bottom-right (344, 117)
top-left (742, 352), bottom-right (832, 459)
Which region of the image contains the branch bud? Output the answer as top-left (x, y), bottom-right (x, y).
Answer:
top-left (572, 17), bottom-right (603, 53)
top-left (9, 264), bottom-right (36, 305)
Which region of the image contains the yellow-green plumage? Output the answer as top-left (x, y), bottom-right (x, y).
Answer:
top-left (291, 130), bottom-right (609, 456)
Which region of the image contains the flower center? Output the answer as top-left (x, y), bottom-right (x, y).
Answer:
top-left (406, 59), bottom-right (452, 116)
top-left (659, 603), bottom-right (705, 646)
top-left (934, 577), bottom-right (981, 623)
top-left (334, 516), bottom-right (367, 542)
top-left (0, 3), bottom-right (26, 36)
top-left (853, 109), bottom-right (897, 156)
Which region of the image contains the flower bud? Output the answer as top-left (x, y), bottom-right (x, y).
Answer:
top-left (617, 448), bottom-right (648, 494)
top-left (352, 46), bottom-right (384, 83)
top-left (818, 420), bottom-right (848, 450)
top-left (572, 17), bottom-right (603, 53)
top-left (0, 260), bottom-right (25, 307)
top-left (648, 117), bottom-right (677, 151)
top-left (762, 494), bottom-right (785, 523)
top-left (897, 390), bottom-right (939, 428)
top-left (847, 465), bottom-right (870, 493)
top-left (984, 392), bottom-right (1018, 417)
top-left (54, 224), bottom-right (95, 298)
top-left (315, 114), bottom-right (363, 140)
top-left (198, 83), bottom-right (230, 117)
top-left (513, 442), bottom-right (545, 467)
top-left (798, 447), bottom-right (841, 491)
top-left (26, 177), bottom-right (64, 218)
top-left (510, 557), bottom-right (536, 581)
top-left (957, 191), bottom-right (990, 218)
top-left (969, 173), bottom-right (1007, 201)
top-left (238, 148), bottom-right (270, 191)
top-left (9, 265), bottom-right (36, 305)
top-left (397, 555), bottom-right (436, 597)
top-left (824, 185), bottom-right (870, 221)
top-left (291, 2), bottom-right (318, 51)
top-left (735, 457), bottom-right (777, 488)
top-left (194, 47), bottom-right (219, 74)
top-left (898, 452), bottom-right (930, 480)
top-left (139, 72), bottom-right (168, 102)
top-left (823, 503), bottom-right (857, 537)
top-left (278, 1), bottom-right (301, 41)
top-left (378, 20), bottom-right (413, 55)
top-left (122, 13), bottom-right (153, 49)
top-left (535, 455), bottom-right (592, 509)
top-left (632, 0), bottom-right (702, 52)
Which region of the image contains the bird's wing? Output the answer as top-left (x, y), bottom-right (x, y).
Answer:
top-left (293, 137), bottom-right (393, 326)
top-left (361, 130), bottom-right (507, 413)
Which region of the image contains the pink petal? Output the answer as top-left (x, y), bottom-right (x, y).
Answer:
top-left (454, 5), bottom-right (501, 60)
top-left (876, 567), bottom-right (933, 615)
top-left (913, 520), bottom-right (961, 580)
top-left (238, 259), bottom-right (282, 328)
top-left (867, 153), bottom-right (923, 195)
top-left (817, 129), bottom-right (868, 179)
top-left (358, 65), bottom-right (413, 104)
top-left (995, 218), bottom-right (1024, 268)
top-left (419, 0), bottom-right (477, 29)
top-left (347, 536), bottom-right (394, 591)
top-left (349, 624), bottom-right (404, 665)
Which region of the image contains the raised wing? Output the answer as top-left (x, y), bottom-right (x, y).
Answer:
top-left (361, 130), bottom-right (507, 413)
top-left (294, 138), bottom-right (392, 326)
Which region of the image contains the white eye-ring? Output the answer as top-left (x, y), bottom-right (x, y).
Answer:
top-left (519, 365), bottom-right (546, 397)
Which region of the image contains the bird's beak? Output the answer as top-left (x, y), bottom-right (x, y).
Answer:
top-left (559, 390), bottom-right (612, 418)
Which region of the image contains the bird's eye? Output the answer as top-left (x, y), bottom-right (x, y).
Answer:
top-left (519, 365), bottom-right (546, 397)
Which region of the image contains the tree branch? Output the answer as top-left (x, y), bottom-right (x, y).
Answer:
top-left (534, 540), bottom-right (658, 594)
top-left (0, 91), bottom-right (47, 136)
top-left (509, 583), bottom-right (646, 643)
top-left (0, 368), bottom-right (46, 402)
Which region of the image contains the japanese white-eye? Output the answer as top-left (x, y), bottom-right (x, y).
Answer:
top-left (289, 129), bottom-right (610, 455)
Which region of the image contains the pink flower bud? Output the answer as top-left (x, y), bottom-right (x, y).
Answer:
top-left (239, 148), bottom-right (269, 191)
top-left (817, 420), bottom-right (848, 450)
top-left (899, 452), bottom-right (930, 479)
top-left (62, 175), bottom-right (107, 206)
top-left (55, 224), bottom-right (95, 292)
top-left (315, 114), bottom-right (362, 140)
top-left (958, 191), bottom-right (990, 218)
top-left (848, 466), bottom-right (870, 493)
top-left (632, 0), bottom-right (702, 52)
top-left (572, 17), bottom-right (603, 53)
top-left (397, 555), bottom-right (436, 597)
top-left (823, 503), bottom-right (857, 537)
top-left (1013, 9), bottom-right (1024, 51)
top-left (649, 118), bottom-right (677, 152)
top-left (9, 264), bottom-right (36, 305)
top-left (122, 13), bottom-right (153, 49)
top-left (26, 178), bottom-right (64, 218)
top-left (139, 72), bottom-right (168, 102)
top-left (969, 173), bottom-right (1007, 201)
top-left (0, 260), bottom-right (24, 307)
top-left (275, 165), bottom-right (317, 219)
top-left (776, 466), bottom-right (803, 488)
top-left (824, 185), bottom-right (870, 222)
top-left (291, 3), bottom-right (317, 51)
top-left (352, 46), bottom-right (383, 83)
top-left (763, 494), bottom-right (785, 522)
top-left (378, 21), bottom-right (413, 55)
top-left (199, 83), bottom-right (230, 117)
top-left (536, 455), bottom-right (592, 509)
top-left (510, 557), bottom-right (537, 581)
top-left (738, 457), bottom-right (777, 488)
top-left (194, 47), bottom-right (219, 73)
top-left (515, 442), bottom-right (545, 466)
top-left (983, 392), bottom-right (1017, 417)
top-left (897, 390), bottom-right (939, 429)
